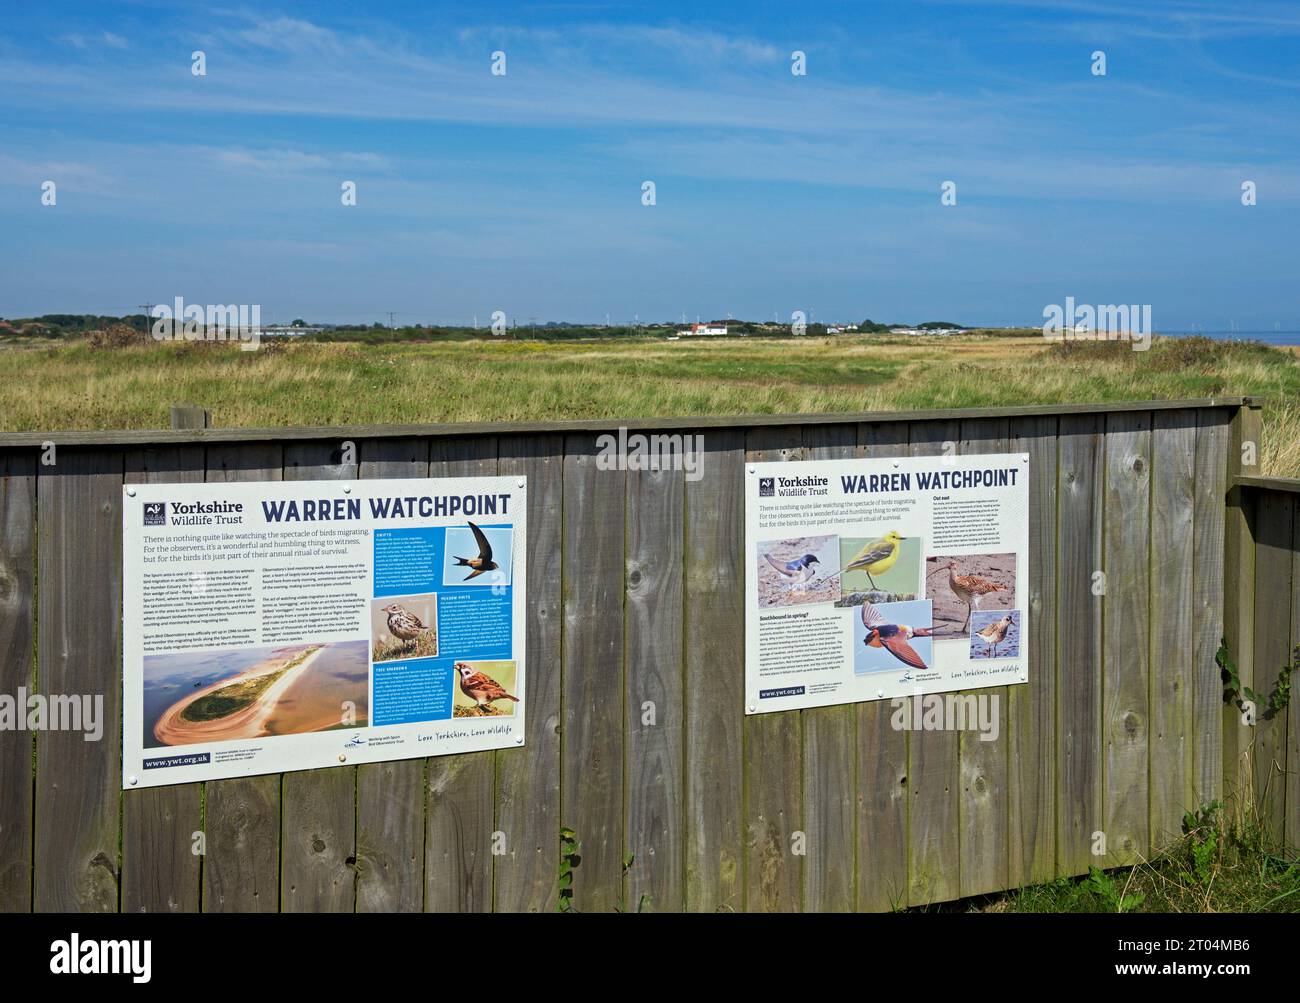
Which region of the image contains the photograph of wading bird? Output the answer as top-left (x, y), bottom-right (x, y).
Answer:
top-left (860, 600), bottom-right (933, 670)
top-left (455, 662), bottom-right (519, 714)
top-left (454, 521), bottom-right (499, 581)
top-left (844, 531), bottom-right (906, 590)
top-left (972, 613), bottom-right (1015, 658)
top-left (930, 558), bottom-right (1012, 632)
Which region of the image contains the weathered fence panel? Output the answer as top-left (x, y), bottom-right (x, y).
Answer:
top-left (0, 452), bottom-right (34, 912)
top-left (0, 397), bottom-right (1264, 911)
top-left (683, 429), bottom-right (744, 912)
top-left (1233, 471), bottom-right (1300, 851)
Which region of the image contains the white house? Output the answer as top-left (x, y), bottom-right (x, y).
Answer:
top-left (678, 322), bottom-right (730, 336)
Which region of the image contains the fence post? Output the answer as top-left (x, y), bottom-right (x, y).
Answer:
top-left (170, 404), bottom-right (210, 430)
top-left (1222, 399), bottom-right (1261, 824)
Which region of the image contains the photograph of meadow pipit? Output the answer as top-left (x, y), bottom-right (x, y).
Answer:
top-left (371, 594), bottom-right (438, 662)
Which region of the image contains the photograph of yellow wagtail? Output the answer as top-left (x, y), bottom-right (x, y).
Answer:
top-left (4, 0), bottom-right (1300, 959)
top-left (837, 531), bottom-right (921, 607)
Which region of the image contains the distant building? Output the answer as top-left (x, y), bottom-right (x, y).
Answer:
top-left (678, 322), bottom-right (730, 336)
top-left (260, 324), bottom-right (324, 337)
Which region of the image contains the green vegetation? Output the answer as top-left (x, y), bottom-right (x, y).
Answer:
top-left (972, 805), bottom-right (1300, 913)
top-left (557, 827), bottom-right (580, 913)
top-left (180, 647), bottom-right (316, 722)
top-left (2, 331), bottom-right (1298, 475)
top-left (1219, 638), bottom-right (1294, 720)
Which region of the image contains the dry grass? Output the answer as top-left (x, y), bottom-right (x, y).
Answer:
top-left (372, 630), bottom-right (437, 663)
top-left (3, 333), bottom-right (1298, 475)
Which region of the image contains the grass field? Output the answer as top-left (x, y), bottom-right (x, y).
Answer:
top-left (3, 333), bottom-right (1298, 475)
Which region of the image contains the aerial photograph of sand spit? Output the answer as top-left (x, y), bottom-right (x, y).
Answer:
top-left (145, 641), bottom-right (369, 747)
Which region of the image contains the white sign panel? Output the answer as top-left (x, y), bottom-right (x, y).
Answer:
top-left (122, 475), bottom-right (525, 788)
top-left (745, 454), bottom-right (1028, 713)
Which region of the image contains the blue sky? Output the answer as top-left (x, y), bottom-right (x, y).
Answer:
top-left (2, 1), bottom-right (1298, 328)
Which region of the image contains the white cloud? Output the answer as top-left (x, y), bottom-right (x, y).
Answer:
top-left (213, 147), bottom-right (389, 175)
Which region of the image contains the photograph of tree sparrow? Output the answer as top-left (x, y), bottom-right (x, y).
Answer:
top-left (453, 660), bottom-right (519, 717)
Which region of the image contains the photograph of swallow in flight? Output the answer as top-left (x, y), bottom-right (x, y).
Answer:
top-left (453, 521), bottom-right (499, 581)
top-left (860, 600), bottom-right (933, 670)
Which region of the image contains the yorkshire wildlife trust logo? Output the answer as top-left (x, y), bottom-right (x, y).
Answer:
top-left (759, 477), bottom-right (775, 497)
top-left (143, 501), bottom-right (167, 526)
top-left (151, 297), bottom-right (262, 349)
top-left (1042, 297), bottom-right (1152, 351)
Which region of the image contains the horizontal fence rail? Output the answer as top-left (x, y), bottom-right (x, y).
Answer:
top-left (0, 399), bottom-right (1253, 912)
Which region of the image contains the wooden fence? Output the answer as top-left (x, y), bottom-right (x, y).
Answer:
top-left (0, 397), bottom-right (1265, 912)
top-left (1225, 467), bottom-right (1300, 849)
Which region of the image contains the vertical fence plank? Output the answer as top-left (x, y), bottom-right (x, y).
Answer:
top-left (280, 441), bottom-right (358, 912)
top-left (1057, 414), bottom-right (1104, 876)
top-left (561, 434), bottom-right (625, 912)
top-left (907, 420), bottom-right (961, 905)
top-left (1192, 411), bottom-right (1230, 807)
top-left (1008, 416), bottom-right (1057, 888)
top-left (1150, 412), bottom-right (1196, 846)
top-left (684, 430), bottom-right (745, 912)
top-left (1289, 502), bottom-right (1300, 851)
top-left (202, 443), bottom-right (283, 912)
top-left (800, 424), bottom-right (857, 913)
top-left (496, 434), bottom-right (563, 912)
top-left (425, 437), bottom-right (498, 913)
top-left (281, 769), bottom-right (356, 912)
top-left (743, 426), bottom-right (804, 912)
top-left (0, 451), bottom-right (35, 911)
top-left (1223, 405), bottom-right (1261, 811)
top-left (625, 448), bottom-right (685, 913)
top-left (1102, 411), bottom-right (1152, 866)
top-left (355, 438), bottom-right (428, 913)
top-left (1251, 489), bottom-right (1293, 843)
top-left (956, 418), bottom-right (1011, 899)
top-left (855, 422), bottom-right (911, 911)
top-left (34, 449), bottom-right (122, 911)
top-left (122, 446), bottom-right (205, 912)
